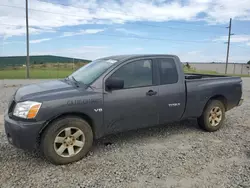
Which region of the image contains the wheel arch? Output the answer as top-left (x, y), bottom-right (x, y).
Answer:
top-left (209, 95), bottom-right (227, 110)
top-left (203, 95), bottom-right (228, 114)
top-left (38, 112), bottom-right (96, 143)
top-left (197, 94), bottom-right (227, 132)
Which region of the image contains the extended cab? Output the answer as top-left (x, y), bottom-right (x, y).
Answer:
top-left (4, 54), bottom-right (243, 165)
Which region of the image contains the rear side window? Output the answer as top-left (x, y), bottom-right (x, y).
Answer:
top-left (159, 58), bottom-right (178, 84)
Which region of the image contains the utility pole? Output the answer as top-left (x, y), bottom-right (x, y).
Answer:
top-left (225, 18), bottom-right (234, 74)
top-left (2, 37), bottom-right (4, 56)
top-left (25, 0), bottom-right (30, 78)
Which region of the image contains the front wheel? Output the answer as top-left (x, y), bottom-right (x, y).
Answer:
top-left (40, 116), bottom-right (93, 165)
top-left (198, 100), bottom-right (225, 132)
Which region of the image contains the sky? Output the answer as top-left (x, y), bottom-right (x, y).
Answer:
top-left (0, 0), bottom-right (250, 63)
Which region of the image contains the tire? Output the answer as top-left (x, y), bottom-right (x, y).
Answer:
top-left (40, 116), bottom-right (93, 165)
top-left (197, 100), bottom-right (225, 132)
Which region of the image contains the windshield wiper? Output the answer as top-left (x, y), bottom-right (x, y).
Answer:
top-left (71, 76), bottom-right (80, 87)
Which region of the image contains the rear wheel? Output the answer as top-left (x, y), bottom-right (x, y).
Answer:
top-left (40, 116), bottom-right (93, 165)
top-left (198, 100), bottom-right (225, 132)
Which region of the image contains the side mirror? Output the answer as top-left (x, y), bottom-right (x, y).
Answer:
top-left (106, 78), bottom-right (124, 90)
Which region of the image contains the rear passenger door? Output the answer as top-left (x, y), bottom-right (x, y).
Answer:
top-left (156, 58), bottom-right (186, 124)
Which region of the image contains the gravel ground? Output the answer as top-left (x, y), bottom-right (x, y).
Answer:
top-left (0, 78), bottom-right (250, 188)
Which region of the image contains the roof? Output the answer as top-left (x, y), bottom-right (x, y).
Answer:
top-left (98, 54), bottom-right (177, 62)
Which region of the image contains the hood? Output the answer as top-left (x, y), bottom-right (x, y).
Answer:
top-left (15, 79), bottom-right (79, 102)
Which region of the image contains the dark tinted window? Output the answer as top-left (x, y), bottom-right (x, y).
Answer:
top-left (159, 58), bottom-right (178, 84)
top-left (110, 59), bottom-right (153, 89)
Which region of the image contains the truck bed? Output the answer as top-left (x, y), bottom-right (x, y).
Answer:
top-left (182, 73), bottom-right (242, 119)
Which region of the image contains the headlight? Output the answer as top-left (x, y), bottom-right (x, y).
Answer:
top-left (13, 101), bottom-right (42, 119)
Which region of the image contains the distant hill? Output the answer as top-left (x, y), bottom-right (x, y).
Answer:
top-left (0, 55), bottom-right (91, 68)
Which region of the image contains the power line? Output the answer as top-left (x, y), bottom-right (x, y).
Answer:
top-left (231, 45), bottom-right (250, 50)
top-left (125, 22), bottom-right (223, 34)
top-left (0, 3), bottom-right (225, 34)
top-left (93, 33), bottom-right (221, 44)
top-left (0, 23), bottom-right (26, 27)
top-left (0, 22), bottom-right (222, 36)
top-left (0, 22), bottom-right (224, 45)
top-left (0, 30), bottom-right (222, 44)
top-left (0, 3), bottom-right (229, 45)
top-left (0, 23), bottom-right (55, 31)
top-left (0, 22), bottom-right (223, 36)
top-left (0, 4), bottom-right (91, 19)
top-left (0, 23), bottom-right (223, 44)
top-left (234, 32), bottom-right (250, 36)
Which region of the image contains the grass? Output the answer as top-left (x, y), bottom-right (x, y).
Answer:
top-left (184, 69), bottom-right (218, 75)
top-left (0, 66), bottom-right (249, 79)
top-left (183, 67), bottom-right (250, 77)
top-left (0, 62), bottom-right (86, 79)
top-left (0, 69), bottom-right (73, 79)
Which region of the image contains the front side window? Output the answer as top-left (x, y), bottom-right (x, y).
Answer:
top-left (159, 58), bottom-right (178, 84)
top-left (110, 59), bottom-right (153, 89)
top-left (70, 59), bottom-right (117, 85)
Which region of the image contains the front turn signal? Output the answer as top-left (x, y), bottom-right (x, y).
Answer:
top-left (27, 104), bottom-right (41, 119)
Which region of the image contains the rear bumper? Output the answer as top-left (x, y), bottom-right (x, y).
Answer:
top-left (238, 98), bottom-right (244, 106)
top-left (4, 114), bottom-right (45, 151)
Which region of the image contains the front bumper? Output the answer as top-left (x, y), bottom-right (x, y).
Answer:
top-left (4, 114), bottom-right (45, 151)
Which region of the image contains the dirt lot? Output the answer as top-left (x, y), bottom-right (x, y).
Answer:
top-left (0, 79), bottom-right (250, 188)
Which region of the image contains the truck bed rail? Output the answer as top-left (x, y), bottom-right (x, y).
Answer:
top-left (185, 73), bottom-right (229, 80)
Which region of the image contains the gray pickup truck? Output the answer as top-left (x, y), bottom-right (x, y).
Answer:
top-left (4, 54), bottom-right (243, 165)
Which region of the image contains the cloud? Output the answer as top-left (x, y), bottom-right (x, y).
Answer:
top-left (30, 38), bottom-right (52, 44)
top-left (28, 29), bottom-right (105, 44)
top-left (115, 28), bottom-right (147, 37)
top-left (205, 0), bottom-right (250, 24)
top-left (0, 40), bottom-right (25, 45)
top-left (61, 29), bottom-right (105, 37)
top-left (213, 35), bottom-right (250, 43)
top-left (0, 25), bottom-right (54, 39)
top-left (0, 0), bottom-right (250, 38)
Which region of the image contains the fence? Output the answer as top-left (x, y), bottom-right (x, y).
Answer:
top-left (188, 63), bottom-right (250, 75)
top-left (1, 61), bottom-right (250, 79)
top-left (0, 61), bottom-right (88, 79)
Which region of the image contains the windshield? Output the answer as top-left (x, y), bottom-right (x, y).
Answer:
top-left (69, 59), bottom-right (117, 85)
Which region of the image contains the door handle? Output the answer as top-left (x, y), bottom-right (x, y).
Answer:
top-left (146, 90), bottom-right (157, 96)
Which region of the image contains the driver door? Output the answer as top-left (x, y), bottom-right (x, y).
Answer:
top-left (103, 59), bottom-right (159, 134)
